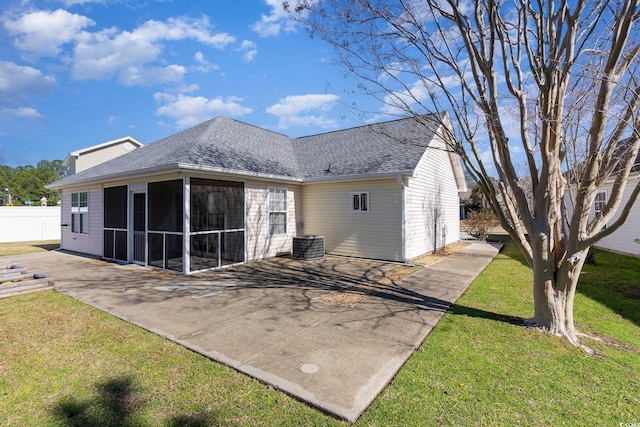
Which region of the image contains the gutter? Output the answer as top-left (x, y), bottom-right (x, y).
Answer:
top-left (302, 170), bottom-right (414, 184)
top-left (47, 164), bottom-right (185, 190)
top-left (47, 164), bottom-right (416, 190)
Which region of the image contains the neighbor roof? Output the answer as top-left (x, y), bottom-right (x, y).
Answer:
top-left (48, 113), bottom-right (449, 189)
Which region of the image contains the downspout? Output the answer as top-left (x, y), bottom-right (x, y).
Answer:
top-left (398, 174), bottom-right (408, 262)
top-left (433, 208), bottom-right (439, 254)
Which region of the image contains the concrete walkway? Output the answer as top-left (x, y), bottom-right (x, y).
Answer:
top-left (3, 242), bottom-right (501, 422)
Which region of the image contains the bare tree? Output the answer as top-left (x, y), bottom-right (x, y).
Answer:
top-left (288, 0), bottom-right (640, 350)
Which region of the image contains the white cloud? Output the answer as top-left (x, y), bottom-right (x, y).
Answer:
top-left (275, 114), bottom-right (338, 130)
top-left (267, 93), bottom-right (338, 115)
top-left (72, 16), bottom-right (235, 83)
top-left (0, 61), bottom-right (56, 105)
top-left (1, 107), bottom-right (47, 122)
top-left (379, 81), bottom-right (430, 116)
top-left (132, 16), bottom-right (235, 49)
top-left (266, 93), bottom-right (339, 129)
top-left (118, 64), bottom-right (186, 86)
top-left (62, 0), bottom-right (109, 4)
top-left (193, 51), bottom-right (219, 73)
top-left (108, 115), bottom-right (121, 124)
top-left (154, 92), bottom-right (252, 128)
top-left (251, 0), bottom-right (306, 37)
top-left (238, 40), bottom-right (258, 62)
top-left (479, 149), bottom-right (494, 164)
top-left (5, 10), bottom-right (236, 86)
top-left (3, 9), bottom-right (95, 57)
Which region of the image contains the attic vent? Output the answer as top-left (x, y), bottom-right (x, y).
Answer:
top-left (292, 235), bottom-right (325, 261)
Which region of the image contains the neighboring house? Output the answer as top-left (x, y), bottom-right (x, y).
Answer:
top-left (564, 151), bottom-right (640, 258)
top-left (47, 114), bottom-right (467, 274)
top-left (63, 136), bottom-right (144, 175)
top-left (586, 158), bottom-right (640, 257)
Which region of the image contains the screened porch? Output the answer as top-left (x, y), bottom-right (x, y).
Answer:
top-left (102, 177), bottom-right (246, 274)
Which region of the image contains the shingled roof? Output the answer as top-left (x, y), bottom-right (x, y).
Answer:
top-left (48, 113), bottom-right (449, 189)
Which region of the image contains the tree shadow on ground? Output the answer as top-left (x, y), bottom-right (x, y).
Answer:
top-left (52, 376), bottom-right (215, 427)
top-left (575, 249), bottom-right (640, 328)
top-left (449, 304), bottom-right (525, 326)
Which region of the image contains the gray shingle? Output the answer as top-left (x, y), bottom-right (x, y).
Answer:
top-left (293, 114), bottom-right (443, 178)
top-left (50, 114), bottom-right (445, 188)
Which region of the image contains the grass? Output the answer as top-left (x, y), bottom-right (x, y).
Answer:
top-left (359, 243), bottom-right (640, 426)
top-left (0, 240), bottom-right (60, 257)
top-left (1, 241), bottom-right (639, 425)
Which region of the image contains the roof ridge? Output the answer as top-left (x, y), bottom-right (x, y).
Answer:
top-left (293, 113), bottom-right (442, 141)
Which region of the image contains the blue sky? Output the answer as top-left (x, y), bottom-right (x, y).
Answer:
top-left (0, 0), bottom-right (381, 167)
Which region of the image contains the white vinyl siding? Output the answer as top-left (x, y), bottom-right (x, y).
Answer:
top-left (73, 141), bottom-right (138, 174)
top-left (404, 134), bottom-right (461, 260)
top-left (60, 186), bottom-right (103, 256)
top-left (592, 176), bottom-right (640, 257)
top-left (302, 179), bottom-right (403, 261)
top-left (246, 180), bottom-right (301, 261)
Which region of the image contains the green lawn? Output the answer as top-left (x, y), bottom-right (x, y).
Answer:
top-left (0, 240), bottom-right (60, 257)
top-left (1, 242), bottom-right (638, 426)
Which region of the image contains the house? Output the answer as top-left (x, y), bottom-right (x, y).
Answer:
top-left (583, 154), bottom-right (640, 257)
top-left (563, 147), bottom-right (640, 258)
top-left (63, 136), bottom-right (144, 175)
top-left (47, 113), bottom-right (467, 274)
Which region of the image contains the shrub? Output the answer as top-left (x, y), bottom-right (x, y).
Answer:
top-left (465, 209), bottom-right (498, 241)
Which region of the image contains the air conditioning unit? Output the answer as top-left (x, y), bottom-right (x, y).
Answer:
top-left (292, 235), bottom-right (325, 260)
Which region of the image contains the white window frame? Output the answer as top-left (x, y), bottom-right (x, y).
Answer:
top-left (594, 191), bottom-right (607, 216)
top-left (350, 191), bottom-right (369, 213)
top-left (268, 187), bottom-right (287, 235)
top-left (71, 191), bottom-right (89, 234)
top-left (594, 190), bottom-right (608, 228)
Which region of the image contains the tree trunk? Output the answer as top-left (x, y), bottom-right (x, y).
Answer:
top-left (525, 247), bottom-right (591, 350)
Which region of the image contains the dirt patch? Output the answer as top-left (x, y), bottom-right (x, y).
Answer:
top-left (144, 269), bottom-right (179, 279)
top-left (320, 265), bottom-right (423, 307)
top-left (584, 331), bottom-right (639, 354)
top-left (320, 291), bottom-right (364, 307)
top-left (374, 265), bottom-right (424, 285)
top-left (411, 241), bottom-right (470, 265)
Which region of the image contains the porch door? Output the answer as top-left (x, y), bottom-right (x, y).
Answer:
top-left (133, 192), bottom-right (146, 264)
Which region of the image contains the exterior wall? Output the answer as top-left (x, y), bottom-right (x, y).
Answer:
top-left (57, 173), bottom-right (305, 267)
top-left (404, 134), bottom-right (461, 260)
top-left (59, 185), bottom-right (104, 256)
top-left (592, 174), bottom-right (640, 257)
top-left (302, 179), bottom-right (403, 261)
top-left (73, 141), bottom-right (139, 174)
top-left (246, 180), bottom-right (302, 261)
top-left (0, 207), bottom-right (61, 243)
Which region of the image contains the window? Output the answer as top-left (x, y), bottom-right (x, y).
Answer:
top-left (71, 191), bottom-right (89, 234)
top-left (268, 187), bottom-right (287, 235)
top-left (351, 192), bottom-right (369, 213)
top-left (594, 191), bottom-right (607, 216)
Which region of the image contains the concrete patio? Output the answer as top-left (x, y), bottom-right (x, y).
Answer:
top-left (3, 242), bottom-right (501, 422)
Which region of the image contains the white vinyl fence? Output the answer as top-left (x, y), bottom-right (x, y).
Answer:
top-left (0, 206), bottom-right (61, 243)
